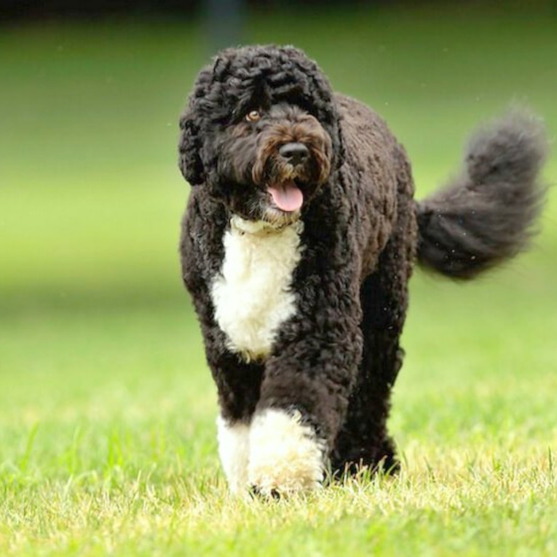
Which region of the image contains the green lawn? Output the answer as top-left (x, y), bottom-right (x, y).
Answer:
top-left (1, 6), bottom-right (557, 556)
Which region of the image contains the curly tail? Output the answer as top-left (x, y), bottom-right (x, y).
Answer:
top-left (416, 109), bottom-right (549, 279)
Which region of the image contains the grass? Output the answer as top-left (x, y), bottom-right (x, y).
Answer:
top-left (1, 5), bottom-right (557, 556)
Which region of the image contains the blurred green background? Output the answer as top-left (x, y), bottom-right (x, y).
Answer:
top-left (1, 0), bottom-right (556, 486)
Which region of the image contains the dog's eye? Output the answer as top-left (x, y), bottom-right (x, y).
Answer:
top-left (245, 110), bottom-right (261, 123)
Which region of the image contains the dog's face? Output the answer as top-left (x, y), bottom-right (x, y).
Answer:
top-left (179, 45), bottom-right (341, 226)
top-left (214, 102), bottom-right (333, 226)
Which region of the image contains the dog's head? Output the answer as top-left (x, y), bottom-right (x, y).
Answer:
top-left (179, 45), bottom-right (341, 226)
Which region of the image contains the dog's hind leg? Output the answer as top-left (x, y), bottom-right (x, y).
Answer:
top-left (330, 268), bottom-right (406, 478)
top-left (331, 158), bottom-right (417, 479)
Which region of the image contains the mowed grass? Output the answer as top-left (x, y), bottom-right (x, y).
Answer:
top-left (1, 6), bottom-right (557, 556)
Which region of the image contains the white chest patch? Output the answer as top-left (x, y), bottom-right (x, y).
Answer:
top-left (211, 216), bottom-right (303, 361)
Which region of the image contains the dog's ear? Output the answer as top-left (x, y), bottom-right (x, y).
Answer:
top-left (178, 65), bottom-right (217, 186)
top-left (305, 68), bottom-right (343, 165)
top-left (178, 110), bottom-right (205, 186)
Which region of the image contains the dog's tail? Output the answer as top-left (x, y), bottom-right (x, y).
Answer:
top-left (416, 108), bottom-right (549, 279)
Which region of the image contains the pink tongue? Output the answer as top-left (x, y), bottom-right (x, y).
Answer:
top-left (268, 181), bottom-right (304, 212)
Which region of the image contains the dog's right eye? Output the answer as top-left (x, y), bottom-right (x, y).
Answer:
top-left (245, 110), bottom-right (261, 123)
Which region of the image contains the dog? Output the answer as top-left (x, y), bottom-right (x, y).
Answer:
top-left (178, 45), bottom-right (547, 495)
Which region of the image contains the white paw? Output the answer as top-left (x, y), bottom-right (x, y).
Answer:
top-left (217, 416), bottom-right (250, 494)
top-left (247, 409), bottom-right (326, 495)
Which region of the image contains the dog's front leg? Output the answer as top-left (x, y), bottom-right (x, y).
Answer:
top-left (247, 274), bottom-right (363, 495)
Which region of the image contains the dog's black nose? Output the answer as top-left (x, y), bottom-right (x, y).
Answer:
top-left (279, 142), bottom-right (309, 166)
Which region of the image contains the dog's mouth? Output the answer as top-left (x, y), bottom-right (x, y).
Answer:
top-left (267, 179), bottom-right (304, 212)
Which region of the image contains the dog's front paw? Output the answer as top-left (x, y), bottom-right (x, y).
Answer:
top-left (247, 409), bottom-right (326, 496)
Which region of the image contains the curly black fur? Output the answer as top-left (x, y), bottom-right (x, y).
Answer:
top-left (417, 109), bottom-right (548, 278)
top-left (178, 45), bottom-right (548, 492)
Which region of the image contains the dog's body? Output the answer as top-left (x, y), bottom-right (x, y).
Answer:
top-left (178, 46), bottom-right (547, 495)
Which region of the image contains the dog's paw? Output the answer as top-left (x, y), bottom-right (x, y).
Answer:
top-left (247, 408), bottom-right (326, 496)
top-left (216, 416), bottom-right (251, 494)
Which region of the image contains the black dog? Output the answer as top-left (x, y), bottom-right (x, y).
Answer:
top-left (178, 45), bottom-right (547, 495)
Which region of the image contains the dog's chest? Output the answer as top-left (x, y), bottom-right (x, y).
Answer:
top-left (211, 218), bottom-right (303, 361)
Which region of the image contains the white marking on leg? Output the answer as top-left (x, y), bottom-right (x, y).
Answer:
top-left (248, 408), bottom-right (326, 495)
top-left (211, 217), bottom-right (303, 362)
top-left (217, 416), bottom-right (250, 494)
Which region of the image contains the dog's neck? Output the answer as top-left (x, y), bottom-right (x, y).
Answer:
top-left (230, 215), bottom-right (302, 236)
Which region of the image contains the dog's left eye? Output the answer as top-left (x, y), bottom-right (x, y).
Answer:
top-left (245, 110), bottom-right (261, 123)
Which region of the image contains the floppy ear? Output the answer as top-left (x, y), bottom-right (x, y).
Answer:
top-left (178, 110), bottom-right (205, 186)
top-left (178, 65), bottom-right (216, 186)
top-left (304, 65), bottom-right (344, 165)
